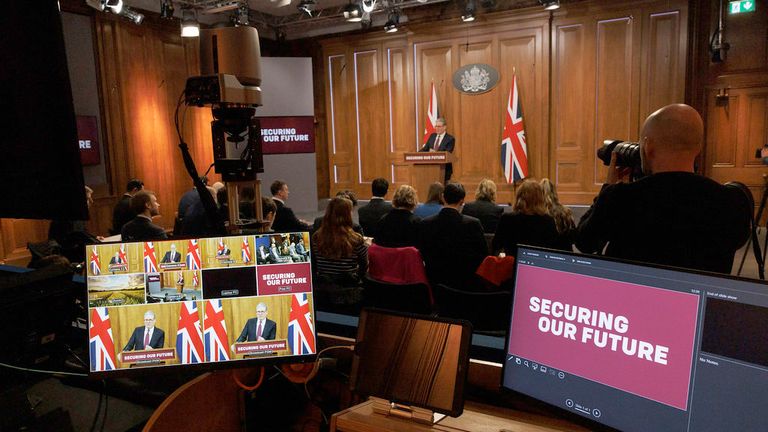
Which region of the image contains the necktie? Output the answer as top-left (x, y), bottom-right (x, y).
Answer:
top-left (144, 330), bottom-right (150, 348)
top-left (256, 321), bottom-right (263, 339)
top-left (433, 134), bottom-right (442, 151)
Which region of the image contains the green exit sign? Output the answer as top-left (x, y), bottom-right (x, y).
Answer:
top-left (729, 0), bottom-right (756, 14)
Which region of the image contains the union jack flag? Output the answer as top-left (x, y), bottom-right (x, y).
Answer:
top-left (118, 244), bottom-right (128, 267)
top-left (89, 307), bottom-right (117, 371)
top-left (192, 272), bottom-right (200, 288)
top-left (204, 299), bottom-right (230, 361)
top-left (241, 237), bottom-right (252, 263)
top-left (501, 73), bottom-right (529, 183)
top-left (287, 294), bottom-right (316, 355)
top-left (144, 242), bottom-right (158, 273)
top-left (177, 272), bottom-right (185, 286)
top-left (186, 239), bottom-right (201, 270)
top-left (89, 246), bottom-right (101, 276)
top-left (176, 301), bottom-right (204, 364)
top-left (217, 239), bottom-right (228, 256)
top-left (422, 81), bottom-right (439, 146)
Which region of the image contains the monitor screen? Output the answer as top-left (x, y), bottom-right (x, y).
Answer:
top-left (502, 246), bottom-right (768, 432)
top-left (86, 232), bottom-right (316, 376)
top-left (350, 308), bottom-right (472, 417)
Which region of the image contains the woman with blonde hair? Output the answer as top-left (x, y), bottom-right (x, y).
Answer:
top-left (462, 178), bottom-right (504, 233)
top-left (375, 184), bottom-right (421, 248)
top-left (540, 178), bottom-right (575, 250)
top-left (492, 179), bottom-right (559, 256)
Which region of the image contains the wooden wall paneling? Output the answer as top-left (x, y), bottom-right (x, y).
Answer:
top-left (385, 41), bottom-right (415, 189)
top-left (593, 12), bottom-right (641, 186)
top-left (414, 42), bottom-right (453, 152)
top-left (354, 46), bottom-right (389, 191)
top-left (325, 51), bottom-right (356, 195)
top-left (551, 17), bottom-right (594, 204)
top-left (0, 219), bottom-right (49, 266)
top-left (456, 37), bottom-right (498, 186)
top-left (639, 7), bottom-right (686, 122)
top-left (705, 90), bottom-right (739, 181)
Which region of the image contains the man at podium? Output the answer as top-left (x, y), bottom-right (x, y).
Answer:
top-left (420, 118), bottom-right (455, 182)
top-left (123, 310), bottom-right (165, 351)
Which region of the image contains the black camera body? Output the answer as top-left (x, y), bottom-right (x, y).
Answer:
top-left (597, 140), bottom-right (644, 180)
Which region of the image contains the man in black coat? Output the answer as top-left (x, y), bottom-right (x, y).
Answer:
top-left (418, 182), bottom-right (488, 290)
top-left (121, 191), bottom-right (167, 242)
top-left (358, 177), bottom-right (393, 239)
top-left (111, 178), bottom-right (143, 235)
top-left (419, 118), bottom-right (456, 183)
top-left (270, 180), bottom-right (312, 233)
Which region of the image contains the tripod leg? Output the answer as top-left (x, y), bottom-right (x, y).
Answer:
top-left (739, 182), bottom-right (768, 278)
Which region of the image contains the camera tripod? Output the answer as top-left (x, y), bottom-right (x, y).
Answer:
top-left (737, 174), bottom-right (768, 280)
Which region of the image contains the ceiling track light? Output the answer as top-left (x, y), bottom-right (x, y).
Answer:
top-left (461, 0), bottom-right (476, 22)
top-left (105, 0), bottom-right (123, 14)
top-left (297, 0), bottom-right (316, 16)
top-left (181, 8), bottom-right (200, 37)
top-left (235, 1), bottom-right (250, 26)
top-left (121, 7), bottom-right (145, 24)
top-left (361, 0), bottom-right (376, 13)
top-left (160, 0), bottom-right (175, 19)
top-left (384, 10), bottom-right (399, 33)
top-left (344, 2), bottom-right (363, 22)
top-left (540, 0), bottom-right (560, 10)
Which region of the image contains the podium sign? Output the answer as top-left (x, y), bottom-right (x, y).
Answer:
top-left (234, 340), bottom-right (288, 356)
top-left (122, 348), bottom-right (176, 364)
top-left (403, 152), bottom-right (455, 198)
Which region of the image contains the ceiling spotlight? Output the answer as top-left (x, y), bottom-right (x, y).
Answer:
top-left (361, 0), bottom-right (376, 13)
top-left (181, 8), bottom-right (200, 37)
top-left (297, 0), bottom-right (315, 16)
top-left (160, 0), bottom-right (174, 19)
top-left (540, 0), bottom-right (560, 10)
top-left (121, 7), bottom-right (144, 24)
top-left (461, 0), bottom-right (476, 22)
top-left (235, 2), bottom-right (250, 25)
top-left (105, 0), bottom-right (123, 14)
top-left (384, 11), bottom-right (399, 33)
top-left (344, 2), bottom-right (363, 22)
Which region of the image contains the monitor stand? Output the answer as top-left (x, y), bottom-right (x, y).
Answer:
top-left (370, 397), bottom-right (446, 425)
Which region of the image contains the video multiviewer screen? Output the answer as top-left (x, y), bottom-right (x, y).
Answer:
top-left (503, 246), bottom-right (768, 432)
top-left (86, 233), bottom-right (316, 375)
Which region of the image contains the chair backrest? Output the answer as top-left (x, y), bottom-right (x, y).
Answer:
top-left (484, 233), bottom-right (494, 255)
top-left (362, 275), bottom-right (432, 315)
top-left (434, 283), bottom-right (511, 333)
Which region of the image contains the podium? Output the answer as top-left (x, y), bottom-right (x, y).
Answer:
top-left (404, 151), bottom-right (455, 197)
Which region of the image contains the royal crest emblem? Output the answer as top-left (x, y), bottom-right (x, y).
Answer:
top-left (452, 63), bottom-right (499, 95)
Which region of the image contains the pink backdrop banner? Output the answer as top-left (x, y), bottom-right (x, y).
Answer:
top-left (508, 265), bottom-right (699, 410)
top-left (257, 262), bottom-right (312, 295)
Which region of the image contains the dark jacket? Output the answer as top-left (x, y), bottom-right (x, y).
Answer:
top-left (462, 199), bottom-right (504, 233)
top-left (374, 208), bottom-right (421, 248)
top-left (358, 198), bottom-right (393, 238)
top-left (492, 213), bottom-right (560, 256)
top-left (272, 199), bottom-right (311, 233)
top-left (121, 216), bottom-right (167, 242)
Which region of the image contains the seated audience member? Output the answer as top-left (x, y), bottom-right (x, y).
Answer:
top-left (180, 186), bottom-right (219, 237)
top-left (541, 178), bottom-right (575, 251)
top-left (260, 197), bottom-right (277, 233)
top-left (418, 182), bottom-right (487, 290)
top-left (374, 184), bottom-right (421, 248)
top-left (576, 103), bottom-right (751, 273)
top-left (239, 186), bottom-right (256, 220)
top-left (296, 237), bottom-right (309, 259)
top-left (493, 179), bottom-right (560, 256)
top-left (121, 190), bottom-right (168, 241)
top-left (462, 178), bottom-right (504, 233)
top-left (269, 238), bottom-right (291, 263)
top-left (311, 197), bottom-right (368, 304)
top-left (270, 180), bottom-right (312, 233)
top-left (414, 182), bottom-right (444, 219)
top-left (177, 176), bottom-right (208, 221)
top-left (358, 177), bottom-right (392, 238)
top-left (112, 178), bottom-right (144, 235)
top-left (256, 244), bottom-right (273, 264)
top-left (288, 236), bottom-right (306, 262)
top-left (314, 190), bottom-right (363, 235)
top-left (49, 185), bottom-right (102, 263)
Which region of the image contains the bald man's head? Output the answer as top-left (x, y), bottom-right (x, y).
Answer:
top-left (640, 104), bottom-right (703, 174)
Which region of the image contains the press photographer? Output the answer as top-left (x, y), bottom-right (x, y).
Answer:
top-left (576, 103), bottom-right (751, 274)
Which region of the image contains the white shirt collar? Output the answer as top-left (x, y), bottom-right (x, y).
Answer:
top-left (272, 197), bottom-right (285, 204)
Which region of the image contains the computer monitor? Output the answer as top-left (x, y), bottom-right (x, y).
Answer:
top-left (351, 308), bottom-right (472, 418)
top-left (502, 246), bottom-right (768, 432)
top-left (86, 232), bottom-right (316, 376)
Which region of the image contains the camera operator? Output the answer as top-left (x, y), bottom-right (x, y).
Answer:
top-left (576, 103), bottom-right (751, 274)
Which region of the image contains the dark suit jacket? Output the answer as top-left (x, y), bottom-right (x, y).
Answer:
top-left (109, 256), bottom-right (123, 265)
top-left (112, 194), bottom-right (134, 235)
top-left (492, 213), bottom-right (560, 256)
top-left (272, 199), bottom-right (311, 233)
top-left (358, 198), bottom-right (393, 238)
top-left (462, 199), bottom-right (504, 233)
top-left (121, 216), bottom-right (167, 242)
top-left (161, 250), bottom-right (181, 263)
top-left (420, 133), bottom-right (456, 182)
top-left (418, 208), bottom-right (487, 290)
top-left (374, 208), bottom-right (421, 248)
top-left (236, 318), bottom-right (277, 342)
top-left (123, 326), bottom-right (165, 351)
top-left (313, 216), bottom-right (363, 236)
